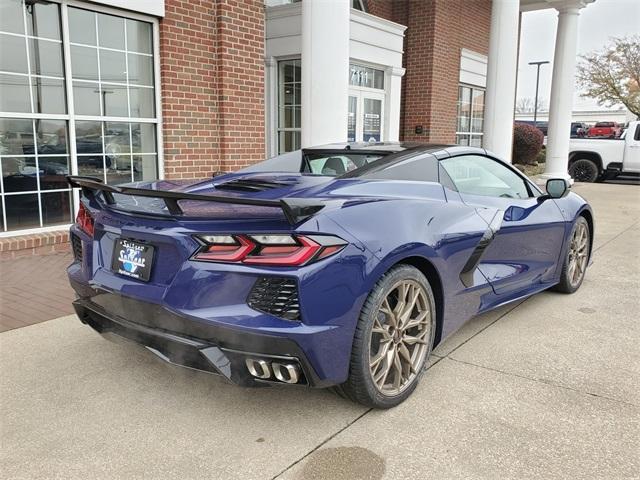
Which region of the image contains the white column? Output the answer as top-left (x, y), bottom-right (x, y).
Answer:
top-left (542, 3), bottom-right (583, 181)
top-left (385, 67), bottom-right (405, 141)
top-left (483, 0), bottom-right (520, 162)
top-left (301, 0), bottom-right (350, 147)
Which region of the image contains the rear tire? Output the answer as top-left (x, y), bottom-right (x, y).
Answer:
top-left (569, 159), bottom-right (599, 183)
top-left (334, 265), bottom-right (436, 409)
top-left (553, 216), bottom-right (590, 293)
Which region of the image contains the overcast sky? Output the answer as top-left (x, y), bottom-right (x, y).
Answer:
top-left (516, 0), bottom-right (640, 112)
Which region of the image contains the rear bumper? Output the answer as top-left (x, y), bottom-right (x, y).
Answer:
top-left (72, 295), bottom-right (335, 388)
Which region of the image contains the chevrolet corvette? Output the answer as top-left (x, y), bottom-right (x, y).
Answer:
top-left (67, 143), bottom-right (593, 408)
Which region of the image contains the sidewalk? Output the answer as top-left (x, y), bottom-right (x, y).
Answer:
top-left (0, 253), bottom-right (75, 332)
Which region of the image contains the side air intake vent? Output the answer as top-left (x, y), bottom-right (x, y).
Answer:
top-left (215, 178), bottom-right (295, 192)
top-left (71, 233), bottom-right (83, 262)
top-left (248, 277), bottom-right (300, 321)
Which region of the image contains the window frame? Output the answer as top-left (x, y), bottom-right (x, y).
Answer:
top-left (441, 153), bottom-right (542, 199)
top-left (276, 58), bottom-right (301, 155)
top-left (455, 84), bottom-right (485, 147)
top-left (0, 0), bottom-right (163, 236)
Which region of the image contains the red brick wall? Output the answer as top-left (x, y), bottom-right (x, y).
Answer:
top-left (367, 0), bottom-right (491, 143)
top-left (159, 0), bottom-right (265, 180)
top-left (365, 0), bottom-right (394, 20)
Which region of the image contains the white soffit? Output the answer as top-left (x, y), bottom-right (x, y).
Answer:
top-left (87, 0), bottom-right (165, 17)
top-left (459, 49), bottom-right (488, 88)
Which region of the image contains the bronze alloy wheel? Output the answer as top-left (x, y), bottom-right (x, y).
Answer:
top-left (567, 220), bottom-right (589, 288)
top-left (368, 279), bottom-right (432, 396)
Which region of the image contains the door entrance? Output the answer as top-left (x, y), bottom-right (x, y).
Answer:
top-left (348, 91), bottom-right (384, 143)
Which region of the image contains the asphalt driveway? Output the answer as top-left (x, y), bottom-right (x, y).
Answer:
top-left (1, 182), bottom-right (639, 480)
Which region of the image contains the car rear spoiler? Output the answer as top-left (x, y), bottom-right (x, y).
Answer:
top-left (66, 175), bottom-right (324, 225)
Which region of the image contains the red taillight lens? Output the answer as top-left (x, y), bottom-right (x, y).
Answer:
top-left (193, 234), bottom-right (346, 266)
top-left (76, 203), bottom-right (94, 237)
top-left (193, 235), bottom-right (254, 262)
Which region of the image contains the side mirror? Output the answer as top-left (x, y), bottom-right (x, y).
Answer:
top-left (542, 178), bottom-right (570, 200)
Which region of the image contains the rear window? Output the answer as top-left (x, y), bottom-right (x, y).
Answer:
top-left (341, 151), bottom-right (439, 183)
top-left (594, 122), bottom-right (614, 127)
top-left (302, 153), bottom-right (385, 175)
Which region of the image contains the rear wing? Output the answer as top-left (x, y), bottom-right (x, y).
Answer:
top-left (66, 175), bottom-right (324, 225)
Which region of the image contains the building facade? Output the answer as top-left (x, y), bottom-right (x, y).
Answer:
top-left (0, 0), bottom-right (592, 253)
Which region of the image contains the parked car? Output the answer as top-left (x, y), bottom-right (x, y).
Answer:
top-left (67, 144), bottom-right (593, 408)
top-left (570, 122), bottom-right (588, 138)
top-left (586, 121), bottom-right (621, 139)
top-left (569, 120), bottom-right (640, 182)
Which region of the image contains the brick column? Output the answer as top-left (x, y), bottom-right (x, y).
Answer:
top-left (368, 0), bottom-right (491, 144)
top-left (160, 0), bottom-right (265, 180)
top-left (215, 0), bottom-right (265, 171)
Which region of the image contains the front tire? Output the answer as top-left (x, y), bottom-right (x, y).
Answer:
top-left (569, 159), bottom-right (599, 183)
top-left (553, 216), bottom-right (590, 293)
top-left (334, 265), bottom-right (436, 408)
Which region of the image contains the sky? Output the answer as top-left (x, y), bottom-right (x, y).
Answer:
top-left (516, 0), bottom-right (640, 112)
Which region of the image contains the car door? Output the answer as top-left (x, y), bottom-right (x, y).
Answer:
top-left (623, 124), bottom-right (640, 173)
top-left (440, 153), bottom-right (566, 297)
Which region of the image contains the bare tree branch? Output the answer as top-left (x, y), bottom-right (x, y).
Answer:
top-left (515, 97), bottom-right (546, 114)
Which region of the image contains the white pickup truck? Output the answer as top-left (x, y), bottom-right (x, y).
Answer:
top-left (568, 120), bottom-right (640, 182)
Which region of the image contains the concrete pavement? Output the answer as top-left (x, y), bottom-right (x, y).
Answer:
top-left (1, 182), bottom-right (639, 479)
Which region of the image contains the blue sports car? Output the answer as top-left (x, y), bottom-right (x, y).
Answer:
top-left (67, 143), bottom-right (593, 408)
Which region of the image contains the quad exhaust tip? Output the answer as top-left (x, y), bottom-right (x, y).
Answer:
top-left (245, 358), bottom-right (271, 379)
top-left (272, 362), bottom-right (300, 384)
top-left (245, 358), bottom-right (301, 384)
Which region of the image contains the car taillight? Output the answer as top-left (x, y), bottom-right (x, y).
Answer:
top-left (193, 234), bottom-right (346, 266)
top-left (76, 203), bottom-right (94, 237)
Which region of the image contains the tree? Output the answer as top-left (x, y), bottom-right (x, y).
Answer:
top-left (515, 97), bottom-right (546, 114)
top-left (577, 35), bottom-right (640, 118)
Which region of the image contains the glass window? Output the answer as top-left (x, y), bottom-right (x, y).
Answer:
top-left (363, 98), bottom-right (382, 142)
top-left (304, 153), bottom-right (383, 175)
top-left (0, 74), bottom-right (31, 113)
top-left (0, 0), bottom-right (24, 35)
top-left (133, 154), bottom-right (157, 181)
top-left (441, 155), bottom-right (531, 199)
top-left (72, 81), bottom-right (101, 116)
top-left (349, 64), bottom-right (384, 90)
top-left (126, 19), bottom-right (152, 54)
top-left (456, 85), bottom-right (485, 147)
top-left (32, 78), bottom-right (66, 115)
top-left (4, 194), bottom-right (40, 230)
top-left (41, 191), bottom-right (72, 225)
top-left (0, 33), bottom-right (28, 73)
top-left (35, 119), bottom-right (67, 155)
top-left (129, 86), bottom-right (155, 117)
top-left (102, 84), bottom-right (129, 117)
top-left (99, 50), bottom-right (127, 83)
top-left (97, 13), bottom-right (125, 50)
top-left (347, 96), bottom-right (357, 142)
top-left (0, 3), bottom-right (160, 233)
top-left (352, 0), bottom-right (368, 11)
top-left (0, 118), bottom-right (34, 155)
top-left (68, 8), bottom-right (96, 45)
top-left (128, 53), bottom-right (154, 86)
top-left (69, 7), bottom-right (158, 119)
top-left (131, 123), bottom-right (156, 153)
top-left (277, 59), bottom-right (301, 154)
top-left (25, 2), bottom-right (61, 40)
top-left (70, 45), bottom-right (99, 80)
top-left (29, 39), bottom-right (64, 77)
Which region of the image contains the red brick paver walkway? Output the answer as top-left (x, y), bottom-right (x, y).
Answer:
top-left (0, 253), bottom-right (75, 332)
